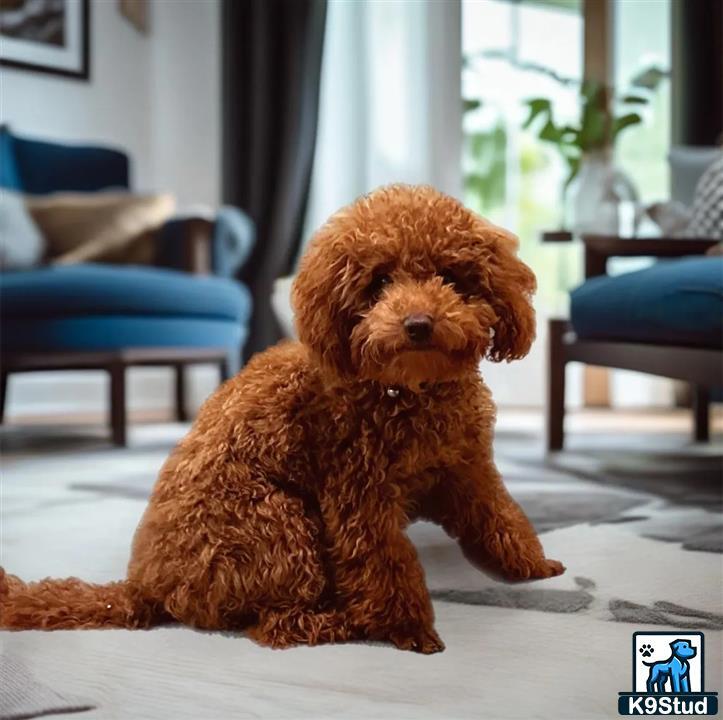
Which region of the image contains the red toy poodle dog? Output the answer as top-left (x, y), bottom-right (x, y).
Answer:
top-left (1, 185), bottom-right (564, 653)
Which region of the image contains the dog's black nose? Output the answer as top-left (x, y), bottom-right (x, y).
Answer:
top-left (404, 314), bottom-right (433, 343)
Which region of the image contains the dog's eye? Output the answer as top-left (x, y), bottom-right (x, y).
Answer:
top-left (438, 268), bottom-right (479, 299)
top-left (367, 273), bottom-right (392, 300)
top-left (439, 269), bottom-right (457, 287)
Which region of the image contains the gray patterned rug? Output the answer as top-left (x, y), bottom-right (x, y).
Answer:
top-left (1, 419), bottom-right (721, 719)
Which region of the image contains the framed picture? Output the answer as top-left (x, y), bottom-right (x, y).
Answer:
top-left (0, 0), bottom-right (90, 80)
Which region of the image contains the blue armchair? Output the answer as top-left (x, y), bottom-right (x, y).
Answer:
top-left (547, 236), bottom-right (722, 450)
top-left (0, 127), bottom-right (255, 445)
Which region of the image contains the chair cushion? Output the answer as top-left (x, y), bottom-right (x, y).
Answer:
top-left (0, 264), bottom-right (252, 352)
top-left (0, 127), bottom-right (130, 194)
top-left (1, 264), bottom-right (250, 321)
top-left (1, 316), bottom-right (247, 353)
top-left (570, 257), bottom-right (723, 348)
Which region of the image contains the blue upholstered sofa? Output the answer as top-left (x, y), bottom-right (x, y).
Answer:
top-left (0, 127), bottom-right (255, 445)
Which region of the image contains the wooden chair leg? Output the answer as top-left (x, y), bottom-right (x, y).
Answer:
top-left (692, 385), bottom-right (710, 442)
top-left (0, 370), bottom-right (8, 425)
top-left (220, 351), bottom-right (240, 383)
top-left (174, 364), bottom-right (188, 422)
top-left (220, 358), bottom-right (231, 383)
top-left (547, 319), bottom-right (567, 452)
top-left (109, 362), bottom-right (127, 447)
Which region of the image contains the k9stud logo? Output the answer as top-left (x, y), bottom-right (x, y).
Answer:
top-left (618, 632), bottom-right (718, 715)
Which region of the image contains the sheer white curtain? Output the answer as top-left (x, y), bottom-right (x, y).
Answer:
top-left (298, 1), bottom-right (552, 409)
top-left (302, 0), bottom-right (463, 247)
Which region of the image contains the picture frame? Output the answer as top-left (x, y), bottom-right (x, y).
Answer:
top-left (0, 0), bottom-right (90, 81)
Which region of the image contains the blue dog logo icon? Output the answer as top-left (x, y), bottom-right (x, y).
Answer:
top-left (618, 632), bottom-right (718, 716)
top-left (643, 638), bottom-right (696, 694)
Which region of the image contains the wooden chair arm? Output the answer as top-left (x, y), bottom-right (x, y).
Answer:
top-left (580, 235), bottom-right (720, 278)
top-left (153, 215), bottom-right (215, 275)
top-left (179, 217), bottom-right (214, 275)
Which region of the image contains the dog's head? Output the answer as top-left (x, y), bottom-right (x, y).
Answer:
top-left (292, 185), bottom-right (536, 388)
top-left (670, 640), bottom-right (697, 659)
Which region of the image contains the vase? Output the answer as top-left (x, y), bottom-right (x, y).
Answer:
top-left (565, 150), bottom-right (639, 235)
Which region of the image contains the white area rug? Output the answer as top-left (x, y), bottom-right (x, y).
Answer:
top-left (1, 421), bottom-right (721, 719)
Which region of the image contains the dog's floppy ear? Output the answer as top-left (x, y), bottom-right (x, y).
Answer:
top-left (292, 228), bottom-right (355, 378)
top-left (483, 227), bottom-right (536, 362)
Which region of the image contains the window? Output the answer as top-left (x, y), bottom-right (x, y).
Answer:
top-left (462, 0), bottom-right (673, 408)
top-left (614, 0), bottom-right (671, 204)
top-left (462, 0), bottom-right (583, 314)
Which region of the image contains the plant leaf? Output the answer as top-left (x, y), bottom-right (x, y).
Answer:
top-left (522, 98), bottom-right (551, 129)
top-left (539, 119), bottom-right (564, 142)
top-left (463, 98), bottom-right (482, 113)
top-left (631, 66), bottom-right (667, 90)
top-left (612, 112), bottom-right (642, 140)
top-left (578, 101), bottom-right (607, 150)
top-left (559, 125), bottom-right (579, 143)
top-left (620, 94), bottom-right (648, 104)
top-left (563, 154), bottom-right (581, 189)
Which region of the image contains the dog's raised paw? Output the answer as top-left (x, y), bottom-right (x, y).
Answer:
top-left (521, 558), bottom-right (566, 580)
top-left (543, 559), bottom-right (566, 577)
top-left (639, 643), bottom-right (654, 658)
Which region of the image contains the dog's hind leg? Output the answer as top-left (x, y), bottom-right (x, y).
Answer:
top-left (128, 479), bottom-right (328, 634)
top-left (249, 607), bottom-right (355, 648)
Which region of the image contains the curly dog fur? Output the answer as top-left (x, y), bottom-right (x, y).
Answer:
top-left (0, 185), bottom-right (563, 653)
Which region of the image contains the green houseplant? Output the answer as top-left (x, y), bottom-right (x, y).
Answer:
top-left (522, 68), bottom-right (666, 188)
top-left (522, 68), bottom-right (666, 232)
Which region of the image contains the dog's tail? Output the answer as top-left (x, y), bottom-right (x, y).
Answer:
top-left (0, 567), bottom-right (154, 630)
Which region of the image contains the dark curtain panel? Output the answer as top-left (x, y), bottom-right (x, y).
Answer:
top-left (671, 0), bottom-right (723, 146)
top-left (222, 0), bottom-right (327, 359)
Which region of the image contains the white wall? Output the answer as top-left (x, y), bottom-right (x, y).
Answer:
top-left (150, 0), bottom-right (221, 208)
top-left (1, 0), bottom-right (223, 420)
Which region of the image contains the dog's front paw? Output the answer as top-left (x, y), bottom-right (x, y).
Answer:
top-left (539, 558), bottom-right (565, 578)
top-left (519, 557), bottom-right (566, 580)
top-left (387, 625), bottom-right (445, 654)
top-left (498, 557), bottom-right (566, 582)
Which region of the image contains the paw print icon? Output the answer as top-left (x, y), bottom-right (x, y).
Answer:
top-left (639, 643), bottom-right (654, 658)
